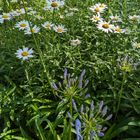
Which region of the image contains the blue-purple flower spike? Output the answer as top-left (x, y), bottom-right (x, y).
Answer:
top-left (72, 99), bottom-right (78, 112)
top-left (51, 83), bottom-right (58, 90)
top-left (99, 101), bottom-right (104, 111)
top-left (90, 131), bottom-right (95, 140)
top-left (78, 69), bottom-right (86, 88)
top-left (101, 106), bottom-right (107, 117)
top-left (75, 119), bottom-right (83, 140)
top-left (64, 68), bottom-right (67, 81)
top-left (98, 131), bottom-right (104, 137)
top-left (105, 114), bottom-right (113, 120)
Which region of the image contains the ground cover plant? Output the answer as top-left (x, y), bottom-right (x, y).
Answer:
top-left (0, 0), bottom-right (140, 139)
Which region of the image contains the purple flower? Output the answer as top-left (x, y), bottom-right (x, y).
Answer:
top-left (90, 131), bottom-right (95, 140)
top-left (80, 104), bottom-right (84, 113)
top-left (99, 101), bottom-right (104, 111)
top-left (97, 131), bottom-right (104, 137)
top-left (105, 114), bottom-right (113, 120)
top-left (75, 119), bottom-right (83, 140)
top-left (64, 68), bottom-right (67, 80)
top-left (101, 106), bottom-right (107, 117)
top-left (51, 83), bottom-right (58, 90)
top-left (72, 99), bottom-right (78, 112)
top-left (78, 69), bottom-right (86, 88)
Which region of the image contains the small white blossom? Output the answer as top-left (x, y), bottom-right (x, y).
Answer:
top-left (53, 25), bottom-right (67, 33)
top-left (15, 20), bottom-right (30, 30)
top-left (70, 39), bottom-right (81, 46)
top-left (24, 25), bottom-right (40, 34)
top-left (15, 47), bottom-right (33, 60)
top-left (45, 0), bottom-right (64, 11)
top-left (42, 21), bottom-right (54, 30)
top-left (97, 21), bottom-right (114, 33)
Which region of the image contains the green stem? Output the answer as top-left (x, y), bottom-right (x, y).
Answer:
top-left (115, 72), bottom-right (126, 119)
top-left (123, 0), bottom-right (127, 19)
top-left (68, 97), bottom-right (73, 140)
top-left (21, 0), bottom-right (52, 87)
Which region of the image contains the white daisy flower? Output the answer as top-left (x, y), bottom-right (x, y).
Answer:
top-left (132, 42), bottom-right (140, 49)
top-left (24, 25), bottom-right (40, 34)
top-left (70, 39), bottom-right (81, 46)
top-left (42, 21), bottom-right (54, 30)
top-left (113, 26), bottom-right (125, 33)
top-left (15, 20), bottom-right (30, 30)
top-left (16, 8), bottom-right (25, 15)
top-left (53, 25), bottom-right (67, 33)
top-left (129, 15), bottom-right (140, 22)
top-left (15, 47), bottom-right (33, 60)
top-left (110, 15), bottom-right (122, 22)
top-left (89, 3), bottom-right (107, 14)
top-left (45, 0), bottom-right (64, 10)
top-left (90, 14), bottom-right (103, 22)
top-left (97, 21), bottom-right (114, 33)
top-left (0, 13), bottom-right (12, 22)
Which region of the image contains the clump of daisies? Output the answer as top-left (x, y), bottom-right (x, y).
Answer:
top-left (15, 47), bottom-right (34, 60)
top-left (89, 3), bottom-right (126, 34)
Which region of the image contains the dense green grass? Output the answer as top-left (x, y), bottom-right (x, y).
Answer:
top-left (0, 0), bottom-right (140, 139)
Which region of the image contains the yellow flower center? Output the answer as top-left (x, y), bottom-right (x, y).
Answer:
top-left (115, 28), bottom-right (121, 32)
top-left (20, 23), bottom-right (27, 27)
top-left (2, 15), bottom-right (9, 19)
top-left (45, 24), bottom-right (51, 29)
top-left (51, 2), bottom-right (58, 8)
top-left (102, 23), bottom-right (109, 29)
top-left (22, 51), bottom-right (28, 56)
top-left (94, 17), bottom-right (99, 20)
top-left (57, 28), bottom-right (63, 33)
top-left (31, 29), bottom-right (35, 33)
top-left (95, 7), bottom-right (100, 12)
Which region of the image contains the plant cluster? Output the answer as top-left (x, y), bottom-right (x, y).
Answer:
top-left (0, 0), bottom-right (140, 140)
